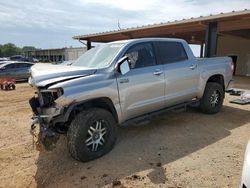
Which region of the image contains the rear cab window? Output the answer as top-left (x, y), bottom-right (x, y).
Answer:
top-left (155, 41), bottom-right (188, 64)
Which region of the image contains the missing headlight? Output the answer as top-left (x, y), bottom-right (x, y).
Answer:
top-left (38, 88), bottom-right (64, 107)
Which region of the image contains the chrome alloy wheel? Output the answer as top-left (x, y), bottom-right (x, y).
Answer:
top-left (210, 90), bottom-right (220, 107)
top-left (85, 120), bottom-right (107, 152)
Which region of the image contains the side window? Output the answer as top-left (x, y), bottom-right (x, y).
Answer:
top-left (25, 63), bottom-right (33, 68)
top-left (125, 43), bottom-right (156, 69)
top-left (5, 63), bottom-right (18, 69)
top-left (15, 63), bottom-right (25, 68)
top-left (156, 42), bottom-right (188, 64)
top-left (18, 63), bottom-right (31, 68)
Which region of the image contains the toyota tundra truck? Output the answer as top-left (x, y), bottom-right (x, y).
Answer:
top-left (29, 38), bottom-right (233, 162)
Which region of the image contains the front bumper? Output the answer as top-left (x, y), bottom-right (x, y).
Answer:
top-left (29, 96), bottom-right (61, 150)
top-left (30, 116), bottom-right (59, 150)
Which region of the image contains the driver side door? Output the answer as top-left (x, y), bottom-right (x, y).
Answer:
top-left (116, 42), bottom-right (165, 121)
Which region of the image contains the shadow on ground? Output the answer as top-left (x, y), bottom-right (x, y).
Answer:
top-left (34, 105), bottom-right (250, 187)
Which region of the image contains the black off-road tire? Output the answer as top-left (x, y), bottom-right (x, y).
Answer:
top-left (199, 82), bottom-right (224, 114)
top-left (67, 108), bottom-right (117, 162)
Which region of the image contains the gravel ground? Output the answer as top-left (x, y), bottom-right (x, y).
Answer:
top-left (0, 76), bottom-right (250, 188)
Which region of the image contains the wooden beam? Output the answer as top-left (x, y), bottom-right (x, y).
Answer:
top-left (87, 23), bottom-right (206, 42)
top-left (218, 19), bottom-right (250, 31)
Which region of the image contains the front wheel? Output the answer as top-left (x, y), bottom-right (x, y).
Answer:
top-left (199, 82), bottom-right (224, 114)
top-left (67, 108), bottom-right (117, 162)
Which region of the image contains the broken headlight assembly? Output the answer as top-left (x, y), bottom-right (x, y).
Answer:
top-left (38, 88), bottom-right (64, 107)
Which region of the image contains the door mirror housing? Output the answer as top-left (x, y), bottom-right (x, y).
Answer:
top-left (117, 56), bottom-right (130, 75)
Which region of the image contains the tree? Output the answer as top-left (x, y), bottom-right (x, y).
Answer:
top-left (0, 43), bottom-right (38, 57)
top-left (0, 43), bottom-right (22, 57)
top-left (0, 44), bottom-right (3, 57)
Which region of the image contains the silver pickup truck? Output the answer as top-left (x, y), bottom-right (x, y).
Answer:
top-left (29, 38), bottom-right (233, 162)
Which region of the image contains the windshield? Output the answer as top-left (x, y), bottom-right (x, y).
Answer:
top-left (72, 43), bottom-right (124, 69)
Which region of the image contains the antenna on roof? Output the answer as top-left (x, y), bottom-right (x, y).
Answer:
top-left (118, 19), bottom-right (122, 30)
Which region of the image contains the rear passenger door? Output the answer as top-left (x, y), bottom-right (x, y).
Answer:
top-left (16, 63), bottom-right (32, 79)
top-left (117, 42), bottom-right (165, 120)
top-left (155, 41), bottom-right (200, 106)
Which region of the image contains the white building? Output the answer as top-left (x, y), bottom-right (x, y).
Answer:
top-left (24, 47), bottom-right (87, 62)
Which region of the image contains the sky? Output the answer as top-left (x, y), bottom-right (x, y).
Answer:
top-left (0, 0), bottom-right (250, 56)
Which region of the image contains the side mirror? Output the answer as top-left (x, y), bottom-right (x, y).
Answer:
top-left (117, 56), bottom-right (130, 75)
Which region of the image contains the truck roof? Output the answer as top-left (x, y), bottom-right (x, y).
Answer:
top-left (109, 38), bottom-right (195, 60)
top-left (109, 38), bottom-right (187, 44)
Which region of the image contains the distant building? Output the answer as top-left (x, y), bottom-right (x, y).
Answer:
top-left (24, 47), bottom-right (87, 63)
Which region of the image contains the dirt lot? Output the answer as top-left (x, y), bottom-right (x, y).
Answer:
top-left (0, 77), bottom-right (250, 188)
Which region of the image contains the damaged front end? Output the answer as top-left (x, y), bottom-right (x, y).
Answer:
top-left (28, 63), bottom-right (96, 150)
top-left (29, 87), bottom-right (68, 150)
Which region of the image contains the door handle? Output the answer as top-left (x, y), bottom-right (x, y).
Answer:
top-left (119, 78), bottom-right (129, 84)
top-left (189, 64), bottom-right (197, 70)
top-left (153, 69), bottom-right (163, 76)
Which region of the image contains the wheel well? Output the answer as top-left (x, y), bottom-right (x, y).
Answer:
top-left (207, 74), bottom-right (225, 90)
top-left (69, 97), bottom-right (118, 123)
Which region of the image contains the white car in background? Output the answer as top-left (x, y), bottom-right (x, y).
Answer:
top-left (60, 60), bottom-right (73, 65)
top-left (240, 140), bottom-right (250, 188)
top-left (0, 57), bottom-right (9, 61)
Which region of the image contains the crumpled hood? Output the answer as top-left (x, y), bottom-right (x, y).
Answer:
top-left (29, 63), bottom-right (97, 87)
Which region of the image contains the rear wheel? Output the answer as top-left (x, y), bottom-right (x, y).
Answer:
top-left (199, 82), bottom-right (224, 114)
top-left (67, 108), bottom-right (117, 162)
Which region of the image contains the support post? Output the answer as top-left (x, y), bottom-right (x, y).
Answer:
top-left (205, 22), bottom-right (218, 57)
top-left (200, 43), bottom-right (204, 58)
top-left (87, 40), bottom-right (91, 50)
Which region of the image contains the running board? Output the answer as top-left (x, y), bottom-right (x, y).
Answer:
top-left (121, 100), bottom-right (200, 126)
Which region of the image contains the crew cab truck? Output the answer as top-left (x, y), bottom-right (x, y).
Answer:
top-left (29, 38), bottom-right (233, 162)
